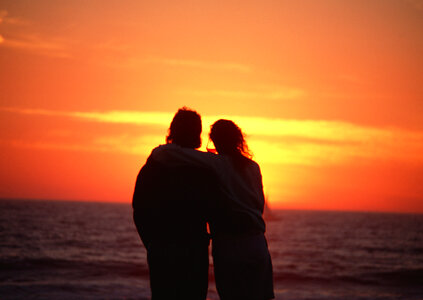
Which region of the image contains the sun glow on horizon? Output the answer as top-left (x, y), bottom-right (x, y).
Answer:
top-left (1, 106), bottom-right (423, 212)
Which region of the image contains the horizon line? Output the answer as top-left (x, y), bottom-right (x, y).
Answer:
top-left (1, 197), bottom-right (422, 215)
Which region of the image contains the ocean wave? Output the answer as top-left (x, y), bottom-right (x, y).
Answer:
top-left (273, 268), bottom-right (423, 287)
top-left (0, 257), bottom-right (150, 279)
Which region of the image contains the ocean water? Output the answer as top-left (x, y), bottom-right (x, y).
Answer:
top-left (1, 199), bottom-right (422, 300)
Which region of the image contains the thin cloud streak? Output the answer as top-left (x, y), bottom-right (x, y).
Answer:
top-left (0, 10), bottom-right (69, 57)
top-left (2, 107), bottom-right (423, 165)
top-left (0, 34), bottom-right (71, 58)
top-left (181, 88), bottom-right (305, 101)
top-left (0, 10), bottom-right (4, 24)
top-left (145, 57), bottom-right (252, 72)
top-left (3, 106), bottom-right (422, 143)
top-left (0, 10), bottom-right (26, 25)
top-left (1, 134), bottom-right (163, 156)
top-left (72, 111), bottom-right (173, 126)
top-left (1, 107), bottom-right (173, 126)
top-left (104, 56), bottom-right (252, 72)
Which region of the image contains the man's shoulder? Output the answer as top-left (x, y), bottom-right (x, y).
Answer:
top-left (151, 143), bottom-right (219, 163)
top-left (140, 152), bottom-right (214, 179)
top-left (137, 144), bottom-right (219, 189)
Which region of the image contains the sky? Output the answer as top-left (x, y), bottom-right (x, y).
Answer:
top-left (0, 0), bottom-right (422, 212)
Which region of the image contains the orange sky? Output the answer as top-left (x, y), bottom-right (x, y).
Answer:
top-left (1, 0), bottom-right (422, 213)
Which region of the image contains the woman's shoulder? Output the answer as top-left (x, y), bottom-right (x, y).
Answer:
top-left (231, 155), bottom-right (261, 173)
top-left (243, 156), bottom-right (260, 169)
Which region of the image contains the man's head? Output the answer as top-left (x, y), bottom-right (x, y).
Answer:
top-left (166, 107), bottom-right (202, 149)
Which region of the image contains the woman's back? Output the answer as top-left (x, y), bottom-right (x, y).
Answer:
top-left (208, 154), bottom-right (266, 237)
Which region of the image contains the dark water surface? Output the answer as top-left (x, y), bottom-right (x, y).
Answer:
top-left (1, 199), bottom-right (422, 299)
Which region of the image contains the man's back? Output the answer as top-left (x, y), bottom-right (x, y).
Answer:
top-left (132, 156), bottom-right (217, 299)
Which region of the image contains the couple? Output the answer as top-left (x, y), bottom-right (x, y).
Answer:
top-left (132, 107), bottom-right (274, 300)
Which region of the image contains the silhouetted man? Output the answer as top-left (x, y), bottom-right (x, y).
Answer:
top-left (132, 107), bottom-right (216, 299)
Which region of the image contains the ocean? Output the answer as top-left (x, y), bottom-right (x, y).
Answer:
top-left (1, 199), bottom-right (422, 299)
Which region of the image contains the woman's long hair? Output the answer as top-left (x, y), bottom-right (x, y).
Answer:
top-left (209, 119), bottom-right (252, 166)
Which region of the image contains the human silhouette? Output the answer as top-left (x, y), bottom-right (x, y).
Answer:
top-left (132, 108), bottom-right (218, 299)
top-left (151, 119), bottom-right (274, 300)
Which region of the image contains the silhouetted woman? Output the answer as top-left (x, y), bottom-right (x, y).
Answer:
top-left (151, 119), bottom-right (274, 300)
top-left (207, 119), bottom-right (274, 300)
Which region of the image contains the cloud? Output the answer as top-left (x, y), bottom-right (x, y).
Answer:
top-left (0, 10), bottom-right (8, 24)
top-left (72, 110), bottom-right (173, 126)
top-left (92, 134), bottom-right (164, 155)
top-left (0, 10), bottom-right (69, 57)
top-left (2, 107), bottom-right (423, 166)
top-left (2, 134), bottom-right (163, 156)
top-left (180, 88), bottom-right (305, 101)
top-left (201, 115), bottom-right (423, 165)
top-left (144, 57), bottom-right (252, 72)
top-left (0, 107), bottom-right (173, 126)
top-left (0, 34), bottom-right (71, 58)
top-left (0, 10), bottom-right (27, 25)
top-left (1, 107), bottom-right (70, 117)
top-left (3, 139), bottom-right (109, 153)
top-left (81, 51), bottom-right (252, 72)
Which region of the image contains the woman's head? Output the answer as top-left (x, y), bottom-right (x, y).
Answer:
top-left (209, 119), bottom-right (252, 158)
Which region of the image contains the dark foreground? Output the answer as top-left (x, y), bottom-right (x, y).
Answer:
top-left (1, 199), bottom-right (422, 299)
